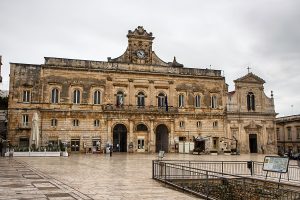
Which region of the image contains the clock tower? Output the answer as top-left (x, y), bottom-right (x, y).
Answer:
top-left (127, 26), bottom-right (154, 64)
top-left (110, 26), bottom-right (171, 66)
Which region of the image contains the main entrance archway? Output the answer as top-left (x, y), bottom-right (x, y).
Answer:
top-left (249, 134), bottom-right (258, 153)
top-left (113, 124), bottom-right (127, 152)
top-left (155, 124), bottom-right (169, 153)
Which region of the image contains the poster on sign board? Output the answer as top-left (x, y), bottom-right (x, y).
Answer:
top-left (263, 156), bottom-right (289, 173)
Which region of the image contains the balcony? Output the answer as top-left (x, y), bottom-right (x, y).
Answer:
top-left (102, 104), bottom-right (178, 114)
top-left (18, 122), bottom-right (31, 130)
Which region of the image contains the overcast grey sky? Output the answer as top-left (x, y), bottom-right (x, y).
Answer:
top-left (0, 0), bottom-right (299, 117)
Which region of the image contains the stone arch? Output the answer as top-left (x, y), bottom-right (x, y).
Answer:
top-left (155, 124), bottom-right (169, 153)
top-left (112, 123), bottom-right (128, 152)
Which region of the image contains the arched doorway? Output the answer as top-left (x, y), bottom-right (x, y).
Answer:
top-left (113, 124), bottom-right (127, 152)
top-left (155, 124), bottom-right (169, 153)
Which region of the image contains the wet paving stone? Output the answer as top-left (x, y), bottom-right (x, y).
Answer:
top-left (1, 153), bottom-right (293, 200)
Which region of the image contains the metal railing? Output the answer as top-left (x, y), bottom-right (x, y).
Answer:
top-left (153, 160), bottom-right (300, 200)
top-left (102, 104), bottom-right (178, 114)
top-left (152, 160), bottom-right (300, 182)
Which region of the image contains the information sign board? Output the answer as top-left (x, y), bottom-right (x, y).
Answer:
top-left (263, 156), bottom-right (289, 173)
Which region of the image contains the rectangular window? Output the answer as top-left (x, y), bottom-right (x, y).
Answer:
top-left (195, 95), bottom-right (201, 108)
top-left (178, 94), bottom-right (184, 108)
top-left (211, 96), bottom-right (217, 109)
top-left (22, 115), bottom-right (29, 127)
top-left (287, 127), bottom-right (292, 140)
top-left (23, 90), bottom-right (30, 102)
top-left (179, 121), bottom-right (184, 128)
top-left (51, 119), bottom-right (57, 127)
top-left (73, 119), bottom-right (79, 127)
top-left (297, 128), bottom-right (300, 139)
top-left (94, 119), bottom-right (100, 127)
top-left (213, 121), bottom-right (218, 128)
top-left (276, 128), bottom-right (280, 140)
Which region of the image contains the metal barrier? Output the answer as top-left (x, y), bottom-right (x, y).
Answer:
top-left (153, 160), bottom-right (300, 199)
top-left (152, 160), bottom-right (300, 182)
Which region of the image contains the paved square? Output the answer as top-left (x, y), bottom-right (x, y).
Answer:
top-left (1, 153), bottom-right (294, 199)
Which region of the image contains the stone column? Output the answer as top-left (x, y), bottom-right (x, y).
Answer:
top-left (129, 120), bottom-right (134, 150)
top-left (107, 119), bottom-right (112, 145)
top-left (170, 120), bottom-right (175, 152)
top-left (149, 119), bottom-right (155, 153)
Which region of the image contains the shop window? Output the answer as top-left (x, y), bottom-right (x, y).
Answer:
top-left (19, 137), bottom-right (29, 148)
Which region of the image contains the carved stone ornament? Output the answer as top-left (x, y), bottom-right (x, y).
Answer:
top-left (244, 120), bottom-right (262, 130)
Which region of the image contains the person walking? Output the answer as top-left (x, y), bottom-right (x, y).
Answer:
top-left (109, 145), bottom-right (112, 157)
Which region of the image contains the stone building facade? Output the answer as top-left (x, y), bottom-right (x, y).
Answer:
top-left (7, 26), bottom-right (277, 154)
top-left (276, 115), bottom-right (300, 154)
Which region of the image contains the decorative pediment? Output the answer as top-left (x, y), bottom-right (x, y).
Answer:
top-left (127, 26), bottom-right (154, 39)
top-left (244, 120), bottom-right (262, 130)
top-left (109, 26), bottom-right (182, 67)
top-left (234, 73), bottom-right (265, 84)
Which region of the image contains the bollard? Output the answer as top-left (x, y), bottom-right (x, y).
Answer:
top-left (247, 161), bottom-right (253, 175)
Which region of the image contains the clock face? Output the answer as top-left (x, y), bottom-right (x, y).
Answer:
top-left (136, 50), bottom-right (145, 59)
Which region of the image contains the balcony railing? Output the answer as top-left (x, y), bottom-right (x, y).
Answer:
top-left (102, 104), bottom-right (178, 114)
top-left (18, 122), bottom-right (31, 129)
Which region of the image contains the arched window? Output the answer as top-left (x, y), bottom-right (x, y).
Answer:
top-left (179, 121), bottom-right (185, 128)
top-left (158, 93), bottom-right (166, 107)
top-left (94, 90), bottom-right (101, 104)
top-left (137, 92), bottom-right (145, 107)
top-left (211, 95), bottom-right (217, 109)
top-left (137, 124), bottom-right (148, 131)
top-left (195, 95), bottom-right (201, 108)
top-left (247, 92), bottom-right (255, 111)
top-left (51, 88), bottom-right (59, 104)
top-left (178, 94), bottom-right (184, 108)
top-left (116, 91), bottom-right (124, 107)
top-left (73, 89), bottom-right (80, 104)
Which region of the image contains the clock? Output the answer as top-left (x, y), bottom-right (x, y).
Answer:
top-left (136, 50), bottom-right (145, 59)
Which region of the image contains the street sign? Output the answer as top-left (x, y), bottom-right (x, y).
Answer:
top-left (263, 156), bottom-right (289, 173)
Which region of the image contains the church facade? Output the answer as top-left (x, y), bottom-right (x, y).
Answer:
top-left (7, 26), bottom-right (277, 154)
